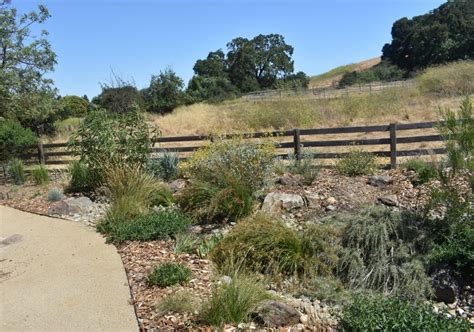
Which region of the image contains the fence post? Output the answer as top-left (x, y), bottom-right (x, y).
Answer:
top-left (38, 141), bottom-right (45, 165)
top-left (293, 128), bottom-right (301, 160)
top-left (389, 123), bottom-right (397, 169)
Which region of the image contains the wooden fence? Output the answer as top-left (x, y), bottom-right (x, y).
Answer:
top-left (242, 80), bottom-right (415, 101)
top-left (5, 120), bottom-right (445, 169)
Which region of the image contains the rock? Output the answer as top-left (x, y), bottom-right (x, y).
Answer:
top-left (326, 197), bottom-right (337, 205)
top-left (377, 194), bottom-right (398, 206)
top-left (305, 193), bottom-right (320, 209)
top-left (262, 192), bottom-right (305, 214)
top-left (431, 268), bottom-right (459, 304)
top-left (219, 275), bottom-right (232, 285)
top-left (48, 196), bottom-right (93, 216)
top-left (169, 179), bottom-right (187, 193)
top-left (276, 174), bottom-right (302, 187)
top-left (368, 175), bottom-right (393, 187)
top-left (325, 205), bottom-right (336, 211)
top-left (253, 301), bottom-right (300, 328)
top-left (299, 314), bottom-right (308, 324)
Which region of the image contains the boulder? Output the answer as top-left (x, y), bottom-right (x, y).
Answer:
top-left (377, 194), bottom-right (398, 206)
top-left (253, 301), bottom-right (301, 327)
top-left (368, 175), bottom-right (393, 187)
top-left (431, 268), bottom-right (460, 304)
top-left (262, 192), bottom-right (305, 214)
top-left (304, 193), bottom-right (320, 209)
top-left (48, 196), bottom-right (93, 216)
top-left (169, 179), bottom-right (187, 193)
top-left (276, 174), bottom-right (302, 187)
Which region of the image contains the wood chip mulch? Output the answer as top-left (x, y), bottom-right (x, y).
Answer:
top-left (117, 240), bottom-right (213, 331)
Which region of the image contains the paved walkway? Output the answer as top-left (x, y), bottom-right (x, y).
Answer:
top-left (0, 206), bottom-right (138, 332)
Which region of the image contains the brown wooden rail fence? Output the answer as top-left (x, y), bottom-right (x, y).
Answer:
top-left (3, 121), bottom-right (446, 170)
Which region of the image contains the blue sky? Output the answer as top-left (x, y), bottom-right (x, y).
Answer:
top-left (15, 0), bottom-right (445, 98)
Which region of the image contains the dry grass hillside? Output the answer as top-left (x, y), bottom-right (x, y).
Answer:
top-left (308, 57), bottom-right (381, 89)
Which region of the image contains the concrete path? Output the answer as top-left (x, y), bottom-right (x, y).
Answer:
top-left (0, 206), bottom-right (138, 332)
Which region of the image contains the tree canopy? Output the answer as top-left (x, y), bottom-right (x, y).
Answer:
top-left (141, 69), bottom-right (186, 114)
top-left (382, 1), bottom-right (474, 71)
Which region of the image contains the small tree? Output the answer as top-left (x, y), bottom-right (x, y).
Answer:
top-left (142, 69), bottom-right (186, 113)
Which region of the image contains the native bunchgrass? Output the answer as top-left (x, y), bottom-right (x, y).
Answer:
top-left (201, 273), bottom-right (271, 328)
top-left (8, 158), bottom-right (25, 185)
top-left (32, 165), bottom-right (49, 185)
top-left (155, 290), bottom-right (200, 316)
top-left (210, 214), bottom-right (339, 279)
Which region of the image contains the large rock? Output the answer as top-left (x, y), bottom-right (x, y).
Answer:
top-left (253, 301), bottom-right (301, 327)
top-left (262, 192), bottom-right (305, 214)
top-left (378, 194), bottom-right (398, 206)
top-left (169, 179), bottom-right (187, 193)
top-left (276, 174), bottom-right (302, 187)
top-left (368, 175), bottom-right (393, 187)
top-left (48, 196), bottom-right (93, 216)
top-left (431, 268), bottom-right (460, 304)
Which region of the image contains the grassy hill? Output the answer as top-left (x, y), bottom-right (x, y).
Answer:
top-left (308, 57), bottom-right (381, 89)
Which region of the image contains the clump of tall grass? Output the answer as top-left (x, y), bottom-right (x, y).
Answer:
top-left (201, 273), bottom-right (271, 328)
top-left (417, 60), bottom-right (474, 96)
top-left (210, 214), bottom-right (339, 278)
top-left (32, 165), bottom-right (50, 185)
top-left (178, 137), bottom-right (275, 222)
top-left (8, 158), bottom-right (26, 185)
top-left (104, 166), bottom-right (173, 222)
top-left (337, 207), bottom-right (432, 300)
top-left (155, 290), bottom-right (200, 316)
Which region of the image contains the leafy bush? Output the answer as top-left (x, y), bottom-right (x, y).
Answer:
top-left (417, 61), bottom-right (474, 96)
top-left (98, 208), bottom-right (191, 244)
top-left (288, 150), bottom-right (319, 186)
top-left (404, 158), bottom-right (438, 185)
top-left (337, 207), bottom-right (432, 300)
top-left (105, 167), bottom-right (173, 221)
top-left (338, 61), bottom-right (407, 88)
top-left (68, 108), bottom-right (157, 182)
top-left (201, 274), bottom-right (271, 328)
top-left (178, 137), bottom-right (275, 222)
top-left (32, 165), bottom-right (49, 185)
top-left (67, 160), bottom-right (95, 193)
top-left (8, 158), bottom-right (26, 185)
top-left (146, 150), bottom-right (180, 181)
top-left (339, 295), bottom-right (470, 331)
top-left (155, 290), bottom-right (199, 315)
top-left (0, 119), bottom-right (37, 161)
top-left (47, 188), bottom-right (63, 201)
top-left (335, 148), bottom-right (377, 176)
top-left (210, 214), bottom-right (338, 278)
top-left (148, 262), bottom-right (192, 287)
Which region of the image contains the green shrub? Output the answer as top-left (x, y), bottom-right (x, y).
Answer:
top-left (201, 274), bottom-right (271, 328)
top-left (47, 188), bottom-right (63, 201)
top-left (105, 167), bottom-right (173, 221)
top-left (417, 61), bottom-right (474, 96)
top-left (8, 158), bottom-right (26, 185)
top-left (404, 158), bottom-right (438, 185)
top-left (178, 137), bottom-right (275, 222)
top-left (337, 207), bottom-right (432, 300)
top-left (288, 150), bottom-right (319, 186)
top-left (0, 119), bottom-right (37, 161)
top-left (32, 165), bottom-right (50, 185)
top-left (339, 295), bottom-right (470, 331)
top-left (155, 290), bottom-right (199, 315)
top-left (98, 208), bottom-right (191, 244)
top-left (146, 150), bottom-right (180, 181)
top-left (67, 160), bottom-right (95, 192)
top-left (210, 214), bottom-right (338, 278)
top-left (335, 148), bottom-right (377, 176)
top-left (68, 108), bottom-right (157, 182)
top-left (148, 262), bottom-right (192, 287)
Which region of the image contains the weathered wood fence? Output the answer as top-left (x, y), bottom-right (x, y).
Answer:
top-left (6, 121), bottom-right (445, 169)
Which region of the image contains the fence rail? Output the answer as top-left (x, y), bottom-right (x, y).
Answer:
top-left (242, 80), bottom-right (415, 101)
top-left (3, 120), bottom-right (445, 169)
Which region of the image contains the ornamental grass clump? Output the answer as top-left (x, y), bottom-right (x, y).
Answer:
top-left (32, 165), bottom-right (49, 185)
top-left (210, 214), bottom-right (339, 278)
top-left (178, 137), bottom-right (275, 222)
